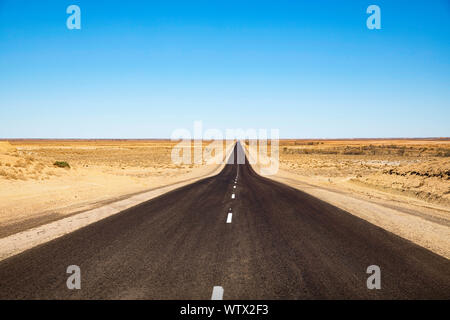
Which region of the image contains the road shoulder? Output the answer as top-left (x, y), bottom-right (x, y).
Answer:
top-left (0, 144), bottom-right (235, 261)
top-left (243, 143), bottom-right (450, 259)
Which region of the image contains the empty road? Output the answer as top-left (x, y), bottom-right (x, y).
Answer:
top-left (0, 143), bottom-right (449, 299)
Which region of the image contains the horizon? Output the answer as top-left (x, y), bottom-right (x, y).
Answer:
top-left (2, 137), bottom-right (450, 141)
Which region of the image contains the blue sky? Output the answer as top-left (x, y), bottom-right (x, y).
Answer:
top-left (0, 0), bottom-right (449, 138)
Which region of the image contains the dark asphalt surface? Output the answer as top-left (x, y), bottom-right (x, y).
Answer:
top-left (0, 143), bottom-right (449, 299)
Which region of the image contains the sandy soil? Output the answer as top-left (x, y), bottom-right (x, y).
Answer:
top-left (0, 140), bottom-right (232, 237)
top-left (245, 139), bottom-right (450, 259)
top-left (278, 139), bottom-right (450, 207)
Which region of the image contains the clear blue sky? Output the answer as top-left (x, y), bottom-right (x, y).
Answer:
top-left (0, 0), bottom-right (449, 138)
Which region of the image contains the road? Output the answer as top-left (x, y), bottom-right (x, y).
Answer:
top-left (0, 143), bottom-right (449, 299)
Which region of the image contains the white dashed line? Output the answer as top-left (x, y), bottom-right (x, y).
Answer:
top-left (227, 213), bottom-right (232, 223)
top-left (231, 194), bottom-right (235, 199)
top-left (211, 286), bottom-right (224, 300)
top-left (233, 185), bottom-right (236, 188)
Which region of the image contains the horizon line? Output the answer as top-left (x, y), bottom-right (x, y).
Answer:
top-left (1, 137), bottom-right (450, 141)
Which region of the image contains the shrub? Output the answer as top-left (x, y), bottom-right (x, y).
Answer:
top-left (53, 161), bottom-right (70, 168)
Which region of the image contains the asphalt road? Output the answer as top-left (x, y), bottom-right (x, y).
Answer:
top-left (0, 143), bottom-right (449, 299)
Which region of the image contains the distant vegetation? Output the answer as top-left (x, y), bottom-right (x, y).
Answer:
top-left (282, 145), bottom-right (450, 157)
top-left (53, 161), bottom-right (70, 168)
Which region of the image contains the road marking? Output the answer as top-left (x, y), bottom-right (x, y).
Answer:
top-left (233, 185), bottom-right (236, 188)
top-left (211, 286), bottom-right (224, 300)
top-left (227, 213), bottom-right (232, 223)
top-left (231, 193), bottom-right (235, 199)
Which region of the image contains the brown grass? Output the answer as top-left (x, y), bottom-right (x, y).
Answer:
top-left (277, 139), bottom-right (450, 206)
top-left (0, 139), bottom-right (230, 180)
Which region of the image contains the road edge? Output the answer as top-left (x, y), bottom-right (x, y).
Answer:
top-left (0, 143), bottom-right (236, 261)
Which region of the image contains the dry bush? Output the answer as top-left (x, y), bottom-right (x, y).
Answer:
top-left (53, 161), bottom-right (70, 169)
top-left (7, 173), bottom-right (17, 180)
top-left (13, 159), bottom-right (27, 168)
top-left (34, 162), bottom-right (46, 172)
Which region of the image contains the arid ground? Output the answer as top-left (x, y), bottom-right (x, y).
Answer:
top-left (1, 139), bottom-right (449, 259)
top-left (0, 140), bottom-right (229, 238)
top-left (0, 142), bottom-right (448, 300)
top-left (278, 139), bottom-right (450, 206)
top-left (246, 139), bottom-right (450, 258)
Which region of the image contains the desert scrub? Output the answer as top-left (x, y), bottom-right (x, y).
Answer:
top-left (13, 159), bottom-right (27, 168)
top-left (53, 161), bottom-right (70, 169)
top-left (33, 162), bottom-right (46, 172)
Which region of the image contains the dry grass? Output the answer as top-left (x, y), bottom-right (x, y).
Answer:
top-left (277, 139), bottom-right (450, 206)
top-left (0, 139), bottom-right (232, 236)
top-left (0, 139), bottom-right (230, 181)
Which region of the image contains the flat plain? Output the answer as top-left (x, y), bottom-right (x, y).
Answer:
top-left (1, 138), bottom-right (449, 259)
top-left (278, 139), bottom-right (450, 207)
top-left (0, 140), bottom-right (228, 237)
top-left (247, 138), bottom-right (450, 258)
